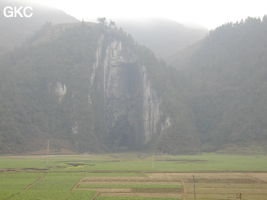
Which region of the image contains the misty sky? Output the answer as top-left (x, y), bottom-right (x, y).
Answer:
top-left (24, 0), bottom-right (267, 29)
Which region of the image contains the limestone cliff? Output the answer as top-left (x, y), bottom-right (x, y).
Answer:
top-left (0, 22), bottom-right (199, 153)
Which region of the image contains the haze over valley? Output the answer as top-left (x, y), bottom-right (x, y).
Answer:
top-left (0, 0), bottom-right (267, 155)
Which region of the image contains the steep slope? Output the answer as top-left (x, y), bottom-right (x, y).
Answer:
top-left (0, 22), bottom-right (199, 154)
top-left (174, 16), bottom-right (267, 151)
top-left (0, 0), bottom-right (78, 55)
top-left (117, 18), bottom-right (208, 61)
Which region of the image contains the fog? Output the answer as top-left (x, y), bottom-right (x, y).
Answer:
top-left (19, 0), bottom-right (267, 29)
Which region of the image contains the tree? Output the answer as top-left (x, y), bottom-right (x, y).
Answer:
top-left (97, 17), bottom-right (107, 26)
top-left (109, 20), bottom-right (116, 29)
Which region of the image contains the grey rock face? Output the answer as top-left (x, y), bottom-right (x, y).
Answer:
top-left (89, 36), bottom-right (166, 150)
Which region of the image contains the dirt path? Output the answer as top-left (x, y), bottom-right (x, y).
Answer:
top-left (99, 192), bottom-right (182, 198)
top-left (91, 192), bottom-right (100, 200)
top-left (71, 179), bottom-right (80, 191)
top-left (24, 173), bottom-right (46, 190)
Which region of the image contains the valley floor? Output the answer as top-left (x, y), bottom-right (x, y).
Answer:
top-left (1, 153), bottom-right (267, 200)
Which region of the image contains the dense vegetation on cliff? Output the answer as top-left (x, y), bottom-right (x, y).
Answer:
top-left (1, 14), bottom-right (267, 154)
top-left (0, 22), bottom-right (198, 153)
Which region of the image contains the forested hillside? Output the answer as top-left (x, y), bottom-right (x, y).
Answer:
top-left (173, 16), bottom-right (267, 152)
top-left (1, 14), bottom-right (267, 154)
top-left (0, 0), bottom-right (78, 55)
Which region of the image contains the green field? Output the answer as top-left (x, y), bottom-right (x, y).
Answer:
top-left (1, 153), bottom-right (267, 200)
top-left (1, 153), bottom-right (267, 172)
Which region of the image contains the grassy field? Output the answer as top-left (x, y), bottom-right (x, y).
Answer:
top-left (1, 153), bottom-right (267, 172)
top-left (1, 153), bottom-right (267, 200)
